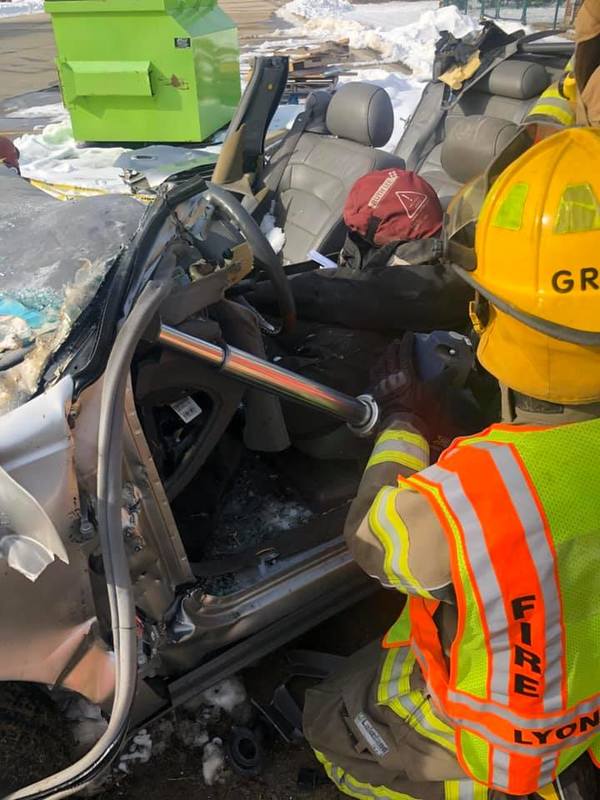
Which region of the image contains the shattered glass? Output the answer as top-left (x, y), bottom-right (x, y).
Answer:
top-left (0, 171), bottom-right (145, 415)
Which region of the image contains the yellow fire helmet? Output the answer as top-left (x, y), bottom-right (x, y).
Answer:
top-left (451, 126), bottom-right (600, 404)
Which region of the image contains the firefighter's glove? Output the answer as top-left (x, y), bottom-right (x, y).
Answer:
top-left (371, 333), bottom-right (449, 440)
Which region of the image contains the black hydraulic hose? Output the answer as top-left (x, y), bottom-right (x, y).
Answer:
top-left (203, 182), bottom-right (297, 333)
top-left (8, 281), bottom-right (169, 800)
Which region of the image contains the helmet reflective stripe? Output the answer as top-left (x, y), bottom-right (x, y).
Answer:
top-left (554, 183), bottom-right (600, 234)
top-left (492, 182), bottom-right (528, 231)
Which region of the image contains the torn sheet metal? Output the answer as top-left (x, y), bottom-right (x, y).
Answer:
top-left (0, 379), bottom-right (72, 580)
top-left (114, 144), bottom-right (218, 189)
top-left (0, 377), bottom-right (115, 701)
top-left (0, 461), bottom-right (68, 581)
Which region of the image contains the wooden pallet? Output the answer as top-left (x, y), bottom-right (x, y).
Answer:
top-left (288, 40), bottom-right (350, 72)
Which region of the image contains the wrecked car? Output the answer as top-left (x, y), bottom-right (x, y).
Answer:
top-left (0, 28), bottom-right (572, 798)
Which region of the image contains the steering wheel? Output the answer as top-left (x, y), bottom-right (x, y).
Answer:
top-left (204, 183), bottom-right (296, 333)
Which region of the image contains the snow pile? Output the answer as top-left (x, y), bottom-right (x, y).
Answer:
top-left (202, 676), bottom-right (248, 715)
top-left (278, 0), bottom-right (353, 23)
top-left (202, 738), bottom-right (226, 786)
top-left (15, 121), bottom-right (130, 193)
top-left (7, 103), bottom-right (67, 122)
top-left (260, 207), bottom-right (286, 254)
top-left (117, 729), bottom-right (153, 773)
top-left (277, 0), bottom-right (478, 78)
top-left (0, 0), bottom-right (44, 17)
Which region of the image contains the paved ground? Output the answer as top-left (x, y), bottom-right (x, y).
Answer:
top-left (0, 0), bottom-right (280, 105)
top-left (0, 14), bottom-right (55, 103)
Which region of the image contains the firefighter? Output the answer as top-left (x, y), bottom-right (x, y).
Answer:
top-left (573, 0), bottom-right (600, 125)
top-left (525, 56), bottom-right (576, 133)
top-left (303, 127), bottom-right (600, 800)
top-left (525, 0), bottom-right (600, 136)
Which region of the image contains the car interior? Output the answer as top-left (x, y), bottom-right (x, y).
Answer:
top-left (118, 43), bottom-right (572, 674)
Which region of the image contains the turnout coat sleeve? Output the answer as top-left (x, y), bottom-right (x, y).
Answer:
top-left (344, 415), bottom-right (453, 599)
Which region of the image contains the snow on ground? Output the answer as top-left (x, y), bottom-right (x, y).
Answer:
top-left (202, 738), bottom-right (226, 786)
top-left (15, 120), bottom-right (132, 193)
top-left (0, 0), bottom-right (44, 17)
top-left (275, 0), bottom-right (478, 78)
top-left (277, 0), bottom-right (354, 23)
top-left (6, 102), bottom-right (66, 121)
top-left (201, 677), bottom-right (247, 714)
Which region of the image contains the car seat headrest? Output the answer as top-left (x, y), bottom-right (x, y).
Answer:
top-left (478, 59), bottom-right (550, 99)
top-left (304, 89), bottom-right (333, 134)
top-left (326, 82), bottom-right (394, 148)
top-left (441, 115), bottom-right (518, 184)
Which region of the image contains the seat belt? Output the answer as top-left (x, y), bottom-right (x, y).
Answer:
top-left (242, 102), bottom-right (316, 217)
top-left (262, 102), bottom-right (317, 196)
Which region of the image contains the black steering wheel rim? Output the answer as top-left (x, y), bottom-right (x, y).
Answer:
top-left (204, 183), bottom-right (296, 333)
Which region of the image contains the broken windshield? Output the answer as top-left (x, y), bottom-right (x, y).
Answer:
top-left (0, 171), bottom-right (145, 415)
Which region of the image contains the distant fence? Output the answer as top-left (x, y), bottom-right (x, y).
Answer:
top-left (443, 0), bottom-right (582, 28)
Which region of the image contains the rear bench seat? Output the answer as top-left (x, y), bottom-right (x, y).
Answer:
top-left (419, 58), bottom-right (552, 208)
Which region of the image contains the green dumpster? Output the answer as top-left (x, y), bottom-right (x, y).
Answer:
top-left (44, 0), bottom-right (241, 143)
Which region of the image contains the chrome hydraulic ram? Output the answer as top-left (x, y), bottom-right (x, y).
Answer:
top-left (158, 324), bottom-right (379, 436)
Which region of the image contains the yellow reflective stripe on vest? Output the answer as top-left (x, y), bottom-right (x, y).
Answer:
top-left (369, 486), bottom-right (435, 598)
top-left (367, 429), bottom-right (429, 472)
top-left (444, 779), bottom-right (488, 799)
top-left (314, 750), bottom-right (486, 800)
top-left (378, 644), bottom-right (456, 753)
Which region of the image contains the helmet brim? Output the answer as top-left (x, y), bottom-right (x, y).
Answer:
top-left (451, 262), bottom-right (600, 347)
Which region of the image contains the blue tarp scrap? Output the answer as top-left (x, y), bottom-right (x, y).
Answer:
top-left (0, 295), bottom-right (58, 352)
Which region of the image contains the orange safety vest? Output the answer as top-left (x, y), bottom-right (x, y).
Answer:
top-left (383, 421), bottom-right (600, 795)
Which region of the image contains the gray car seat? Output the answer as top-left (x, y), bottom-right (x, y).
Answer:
top-left (417, 58), bottom-right (550, 208)
top-left (420, 115), bottom-right (519, 209)
top-left (264, 82), bottom-right (405, 264)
